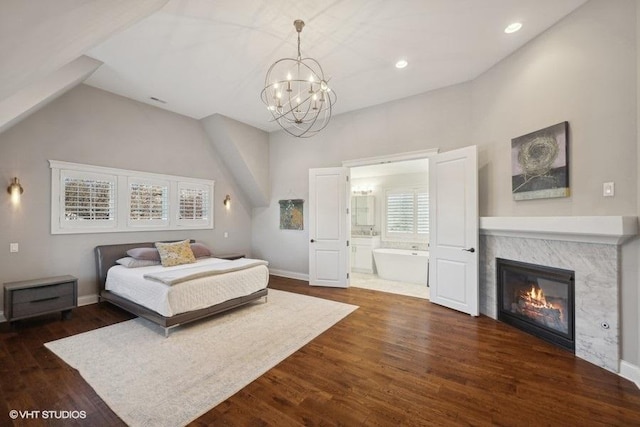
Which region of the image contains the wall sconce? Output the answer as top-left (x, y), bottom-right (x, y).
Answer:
top-left (223, 194), bottom-right (231, 208)
top-left (7, 177), bottom-right (23, 204)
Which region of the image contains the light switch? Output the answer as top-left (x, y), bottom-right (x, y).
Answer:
top-left (603, 182), bottom-right (615, 197)
top-left (9, 243), bottom-right (19, 253)
top-left (224, 232), bottom-right (229, 238)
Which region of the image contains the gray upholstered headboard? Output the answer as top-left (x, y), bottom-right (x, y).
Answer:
top-left (95, 240), bottom-right (195, 291)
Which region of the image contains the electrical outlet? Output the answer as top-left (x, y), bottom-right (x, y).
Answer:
top-left (603, 182), bottom-right (615, 197)
top-left (224, 232), bottom-right (229, 238)
top-left (9, 243), bottom-right (19, 253)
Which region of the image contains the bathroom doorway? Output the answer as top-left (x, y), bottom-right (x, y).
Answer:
top-left (347, 156), bottom-right (431, 299)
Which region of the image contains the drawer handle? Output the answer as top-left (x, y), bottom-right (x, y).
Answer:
top-left (30, 296), bottom-right (60, 303)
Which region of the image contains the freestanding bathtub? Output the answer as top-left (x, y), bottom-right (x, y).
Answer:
top-left (372, 248), bottom-right (429, 285)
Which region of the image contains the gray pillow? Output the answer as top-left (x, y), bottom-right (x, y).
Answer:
top-left (126, 247), bottom-right (161, 261)
top-left (116, 257), bottom-right (160, 268)
top-left (191, 243), bottom-right (212, 258)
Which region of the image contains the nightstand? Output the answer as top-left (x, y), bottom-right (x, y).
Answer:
top-left (4, 275), bottom-right (78, 326)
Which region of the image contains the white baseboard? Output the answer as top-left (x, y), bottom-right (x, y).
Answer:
top-left (620, 360), bottom-right (640, 389)
top-left (78, 294), bottom-right (99, 306)
top-left (268, 268), bottom-right (309, 282)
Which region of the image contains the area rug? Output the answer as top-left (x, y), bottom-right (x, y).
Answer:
top-left (45, 289), bottom-right (357, 427)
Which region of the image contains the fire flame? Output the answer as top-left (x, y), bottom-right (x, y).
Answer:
top-left (514, 283), bottom-right (566, 330)
top-left (528, 285), bottom-right (546, 305)
top-left (521, 284), bottom-right (561, 314)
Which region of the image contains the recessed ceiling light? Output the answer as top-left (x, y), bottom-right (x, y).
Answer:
top-left (504, 22), bottom-right (523, 34)
top-left (395, 59), bottom-right (408, 69)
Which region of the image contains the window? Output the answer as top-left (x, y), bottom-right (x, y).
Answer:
top-left (128, 179), bottom-right (169, 227)
top-left (384, 188), bottom-right (429, 241)
top-left (177, 183), bottom-right (210, 227)
top-left (386, 192), bottom-right (415, 233)
top-left (417, 192), bottom-right (429, 235)
top-left (60, 170), bottom-right (117, 230)
top-left (50, 160), bottom-right (214, 234)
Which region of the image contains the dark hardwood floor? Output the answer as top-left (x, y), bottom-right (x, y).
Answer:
top-left (1, 275), bottom-right (640, 426)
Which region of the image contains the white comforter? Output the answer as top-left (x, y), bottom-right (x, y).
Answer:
top-left (105, 257), bottom-right (269, 317)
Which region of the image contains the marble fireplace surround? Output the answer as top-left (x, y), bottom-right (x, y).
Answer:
top-left (479, 216), bottom-right (637, 373)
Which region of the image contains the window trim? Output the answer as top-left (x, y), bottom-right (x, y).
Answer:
top-left (50, 160), bottom-right (214, 234)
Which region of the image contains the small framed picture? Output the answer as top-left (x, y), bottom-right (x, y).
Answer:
top-left (511, 121), bottom-right (569, 200)
top-left (279, 199), bottom-right (304, 230)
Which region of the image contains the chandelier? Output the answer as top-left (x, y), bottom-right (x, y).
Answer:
top-left (261, 20), bottom-right (337, 138)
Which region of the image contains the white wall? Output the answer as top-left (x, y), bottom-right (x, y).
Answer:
top-left (253, 0), bottom-right (639, 365)
top-left (0, 84), bottom-right (253, 306)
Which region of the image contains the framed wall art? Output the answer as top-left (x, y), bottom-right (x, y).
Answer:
top-left (279, 199), bottom-right (304, 230)
top-left (511, 121), bottom-right (569, 201)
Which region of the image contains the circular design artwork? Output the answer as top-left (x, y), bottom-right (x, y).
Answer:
top-left (517, 134), bottom-right (559, 176)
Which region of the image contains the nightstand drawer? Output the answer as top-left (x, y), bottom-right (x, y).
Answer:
top-left (12, 293), bottom-right (76, 319)
top-left (4, 275), bottom-right (78, 324)
top-left (12, 282), bottom-right (74, 303)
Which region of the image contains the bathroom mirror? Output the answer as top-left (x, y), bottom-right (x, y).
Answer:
top-left (351, 195), bottom-right (375, 226)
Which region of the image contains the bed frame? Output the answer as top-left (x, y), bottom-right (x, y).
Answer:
top-left (95, 241), bottom-right (268, 336)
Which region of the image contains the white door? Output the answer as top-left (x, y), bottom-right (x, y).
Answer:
top-left (309, 167), bottom-right (350, 287)
top-left (428, 145), bottom-right (479, 316)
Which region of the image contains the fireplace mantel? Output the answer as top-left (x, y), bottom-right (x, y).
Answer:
top-left (479, 216), bottom-right (637, 245)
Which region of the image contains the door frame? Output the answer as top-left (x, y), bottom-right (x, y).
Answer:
top-left (342, 148), bottom-right (440, 283)
top-left (342, 149), bottom-right (440, 169)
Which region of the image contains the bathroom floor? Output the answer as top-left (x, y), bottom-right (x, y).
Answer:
top-left (350, 272), bottom-right (429, 300)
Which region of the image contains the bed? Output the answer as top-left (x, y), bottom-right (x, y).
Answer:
top-left (95, 241), bottom-right (269, 336)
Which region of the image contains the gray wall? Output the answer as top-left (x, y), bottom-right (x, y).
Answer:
top-left (471, 0), bottom-right (638, 366)
top-left (637, 0), bottom-right (640, 373)
top-left (252, 0), bottom-right (639, 364)
top-left (252, 83), bottom-right (471, 275)
top-left (0, 84), bottom-right (253, 306)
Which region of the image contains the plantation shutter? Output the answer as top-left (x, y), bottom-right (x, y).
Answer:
top-left (383, 188), bottom-right (429, 241)
top-left (177, 182), bottom-right (212, 227)
top-left (129, 182), bottom-right (168, 223)
top-left (417, 191), bottom-right (429, 234)
top-left (63, 175), bottom-right (116, 226)
top-left (179, 186), bottom-right (209, 220)
top-left (386, 192), bottom-right (414, 233)
top-left (51, 160), bottom-right (215, 234)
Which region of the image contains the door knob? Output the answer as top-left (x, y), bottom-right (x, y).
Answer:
top-left (462, 247), bottom-right (475, 253)
top-left (310, 239), bottom-right (315, 243)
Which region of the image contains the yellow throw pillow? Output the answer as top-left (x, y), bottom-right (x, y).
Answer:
top-left (155, 240), bottom-right (196, 267)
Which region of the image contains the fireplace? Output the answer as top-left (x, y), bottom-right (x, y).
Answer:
top-left (497, 258), bottom-right (575, 352)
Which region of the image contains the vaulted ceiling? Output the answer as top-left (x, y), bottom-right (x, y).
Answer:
top-left (82, 0), bottom-right (588, 131)
top-left (1, 0), bottom-right (588, 134)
